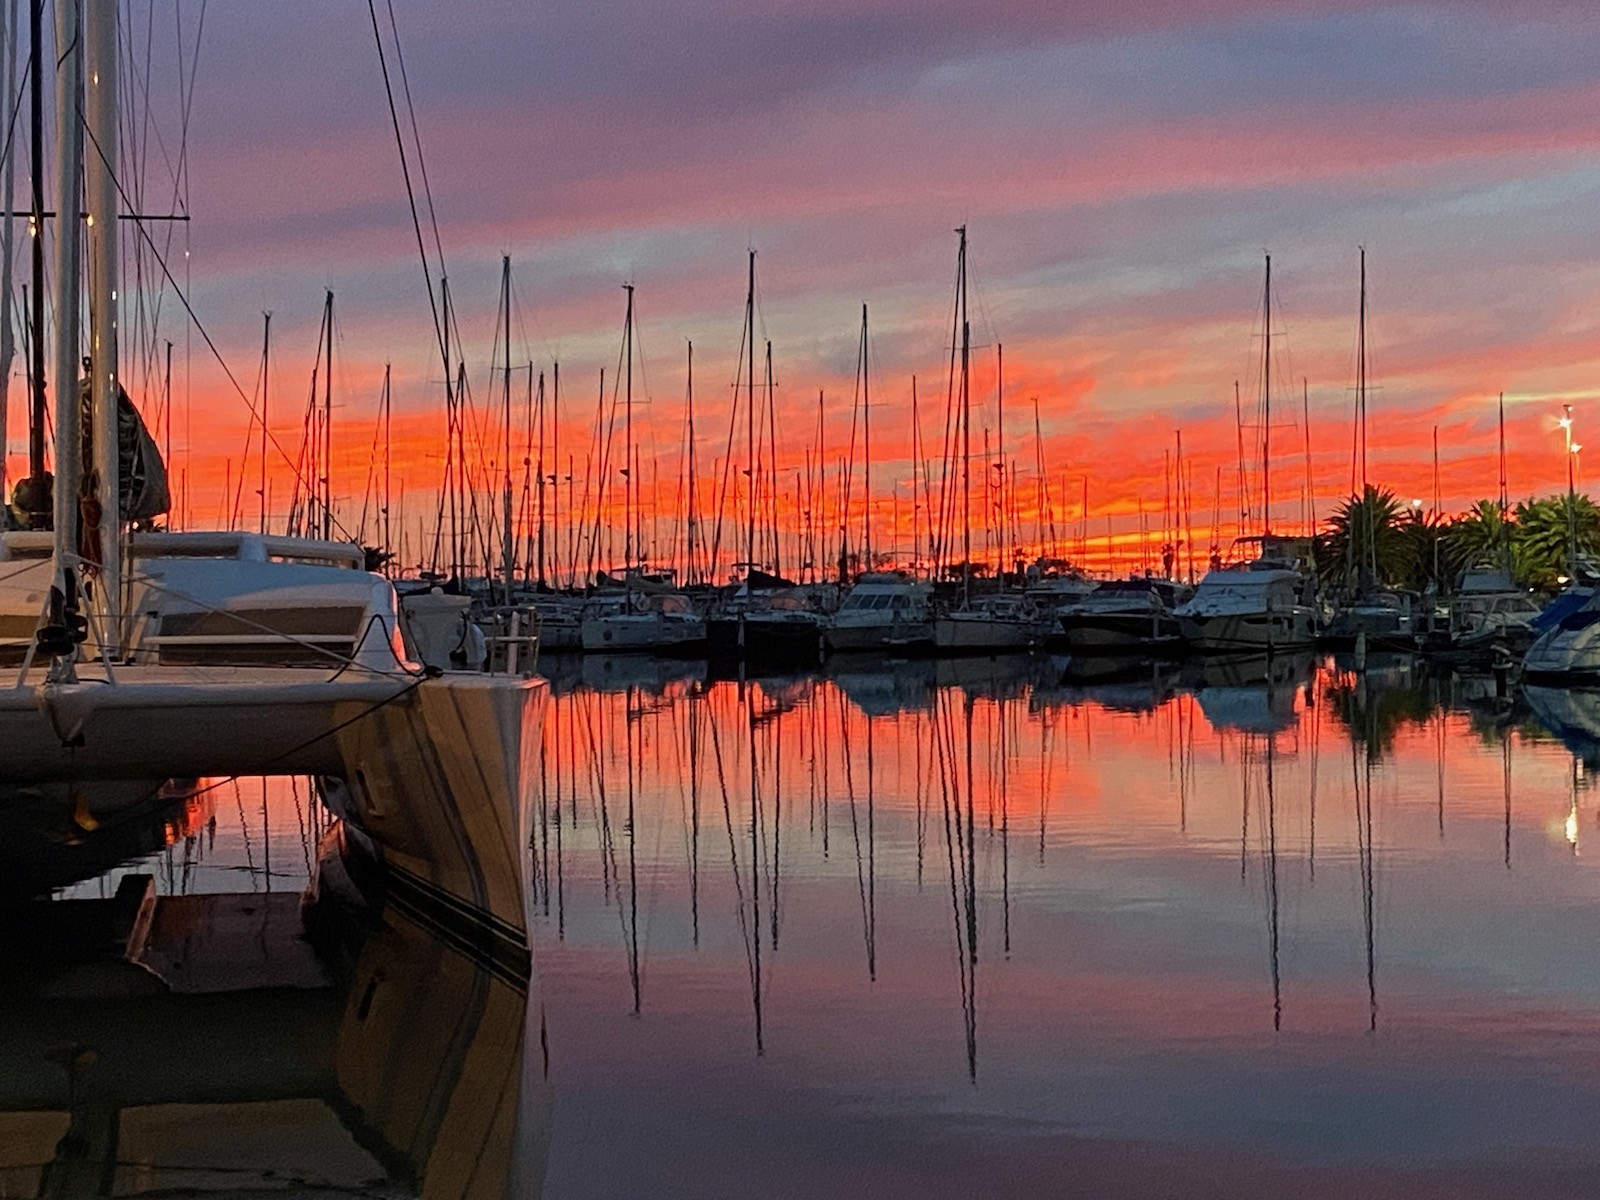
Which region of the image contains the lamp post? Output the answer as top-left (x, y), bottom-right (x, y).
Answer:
top-left (1561, 405), bottom-right (1581, 583)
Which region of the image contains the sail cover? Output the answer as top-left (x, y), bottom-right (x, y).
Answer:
top-left (82, 379), bottom-right (170, 521)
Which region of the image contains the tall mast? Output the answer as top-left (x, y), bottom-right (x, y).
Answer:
top-left (321, 290), bottom-right (334, 540)
top-left (745, 249), bottom-right (756, 577)
top-left (958, 227), bottom-right (971, 605)
top-left (765, 339), bottom-right (778, 576)
top-left (259, 312), bottom-right (271, 533)
top-left (500, 255), bottom-right (514, 599)
top-left (997, 341), bottom-right (1007, 578)
top-left (1233, 379), bottom-right (1246, 543)
top-left (911, 375), bottom-right (921, 571)
top-left (549, 362), bottom-right (558, 588)
top-left (50, 0), bottom-right (82, 553)
top-left (0, 0), bottom-right (18, 507)
top-left (861, 303), bottom-right (871, 571)
top-left (24, 0), bottom-right (44, 524)
top-left (1301, 377), bottom-right (1313, 539)
top-left (86, 0), bottom-right (118, 652)
top-left (382, 361), bottom-right (392, 561)
top-left (1261, 252), bottom-right (1272, 538)
top-left (623, 282), bottom-right (635, 578)
top-left (685, 341), bottom-right (696, 587)
top-left (1357, 247), bottom-right (1368, 497)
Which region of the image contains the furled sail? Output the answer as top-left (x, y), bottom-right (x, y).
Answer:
top-left (81, 377), bottom-right (170, 521)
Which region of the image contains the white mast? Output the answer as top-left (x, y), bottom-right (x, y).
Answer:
top-left (0, 0), bottom-right (18, 505)
top-left (50, 0), bottom-right (82, 611)
top-left (85, 0), bottom-right (118, 654)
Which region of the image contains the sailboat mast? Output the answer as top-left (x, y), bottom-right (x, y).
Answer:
top-left (1358, 247), bottom-right (1368, 494)
top-left (24, 0), bottom-right (43, 524)
top-left (86, 0), bottom-right (119, 652)
top-left (685, 342), bottom-right (696, 587)
top-left (958, 228), bottom-right (971, 604)
top-left (321, 290), bottom-right (334, 540)
top-left (1301, 377), bottom-right (1312, 539)
top-left (260, 312), bottom-right (271, 533)
top-left (861, 303), bottom-right (871, 571)
top-left (1233, 379), bottom-right (1246, 544)
top-left (997, 341), bottom-right (1007, 578)
top-left (911, 375), bottom-right (921, 571)
top-left (1261, 252), bottom-right (1272, 537)
top-left (0, 0), bottom-right (17, 508)
top-left (382, 361), bottom-right (392, 560)
top-left (745, 250), bottom-right (756, 576)
top-left (549, 362), bottom-right (558, 587)
top-left (624, 282), bottom-right (635, 577)
top-left (50, 0), bottom-right (81, 557)
top-left (765, 339), bottom-right (778, 577)
top-left (500, 255), bottom-right (514, 598)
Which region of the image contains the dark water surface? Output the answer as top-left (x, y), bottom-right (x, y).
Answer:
top-left (533, 654), bottom-right (1600, 1198)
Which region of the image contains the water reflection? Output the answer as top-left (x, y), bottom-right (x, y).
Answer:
top-left (535, 655), bottom-right (1600, 1197)
top-left (0, 826), bottom-right (549, 1196)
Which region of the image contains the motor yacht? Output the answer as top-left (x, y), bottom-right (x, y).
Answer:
top-left (823, 571), bottom-right (934, 653)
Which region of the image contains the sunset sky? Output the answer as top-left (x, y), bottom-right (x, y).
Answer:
top-left (8, 0), bottom-right (1600, 577)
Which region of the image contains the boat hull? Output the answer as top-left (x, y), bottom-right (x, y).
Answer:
top-left (580, 614), bottom-right (707, 654)
top-left (932, 615), bottom-right (1037, 653)
top-left (1059, 612), bottom-right (1182, 652)
top-left (0, 667), bottom-right (546, 936)
top-left (824, 619), bottom-right (934, 653)
top-left (1177, 610), bottom-right (1318, 653)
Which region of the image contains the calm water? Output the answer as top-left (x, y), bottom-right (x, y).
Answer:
top-left (20, 653), bottom-right (1600, 1197)
top-left (533, 653), bottom-right (1600, 1198)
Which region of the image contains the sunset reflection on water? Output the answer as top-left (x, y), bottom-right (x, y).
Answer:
top-left (533, 653), bottom-right (1600, 1198)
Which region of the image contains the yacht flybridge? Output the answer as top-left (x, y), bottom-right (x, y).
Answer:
top-left (0, 0), bottom-right (543, 933)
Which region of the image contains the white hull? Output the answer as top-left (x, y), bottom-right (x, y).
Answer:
top-left (0, 665), bottom-right (546, 934)
top-left (932, 615), bottom-right (1036, 651)
top-left (1178, 609), bottom-right (1317, 652)
top-left (580, 613), bottom-right (706, 653)
top-left (824, 619), bottom-right (934, 653)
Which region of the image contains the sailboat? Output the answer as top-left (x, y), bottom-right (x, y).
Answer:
top-left (931, 229), bottom-right (1039, 652)
top-left (824, 302), bottom-right (939, 652)
top-left (579, 285), bottom-right (707, 654)
top-left (0, 0), bottom-right (544, 936)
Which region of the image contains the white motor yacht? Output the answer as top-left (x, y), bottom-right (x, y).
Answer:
top-left (823, 571), bottom-right (934, 652)
top-left (1174, 562), bottom-right (1318, 652)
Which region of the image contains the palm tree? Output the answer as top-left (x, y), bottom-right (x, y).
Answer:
top-left (1320, 485), bottom-right (1413, 591)
top-left (1511, 494), bottom-right (1600, 589)
top-left (1445, 499), bottom-right (1514, 578)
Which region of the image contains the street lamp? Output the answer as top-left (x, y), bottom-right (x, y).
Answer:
top-left (1562, 404), bottom-right (1580, 582)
